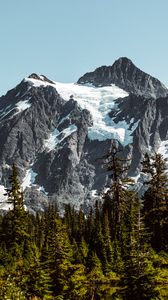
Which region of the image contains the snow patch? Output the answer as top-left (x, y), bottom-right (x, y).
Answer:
top-left (90, 190), bottom-right (99, 198)
top-left (130, 118), bottom-right (135, 124)
top-left (0, 105), bottom-right (13, 119)
top-left (130, 173), bottom-right (141, 183)
top-left (58, 113), bottom-right (71, 126)
top-left (44, 124), bottom-right (77, 151)
top-left (0, 185), bottom-right (12, 210)
top-left (44, 128), bottom-right (60, 151)
top-left (22, 168), bottom-right (38, 190)
top-left (16, 91), bottom-right (20, 97)
top-left (15, 99), bottom-right (31, 114)
top-left (25, 77), bottom-right (55, 88)
top-left (37, 186), bottom-right (49, 196)
top-left (157, 140), bottom-right (168, 160)
top-left (22, 168), bottom-right (49, 196)
top-left (0, 98), bottom-right (31, 120)
top-left (157, 140), bottom-right (168, 173)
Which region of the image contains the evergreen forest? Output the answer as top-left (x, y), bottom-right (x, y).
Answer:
top-left (0, 147), bottom-right (168, 299)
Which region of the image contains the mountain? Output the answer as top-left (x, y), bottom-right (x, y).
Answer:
top-left (78, 57), bottom-right (168, 99)
top-left (0, 58), bottom-right (168, 212)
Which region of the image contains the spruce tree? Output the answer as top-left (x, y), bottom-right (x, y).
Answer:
top-left (142, 153), bottom-right (168, 251)
top-left (102, 142), bottom-right (134, 242)
top-left (121, 208), bottom-right (160, 300)
top-left (102, 211), bottom-right (113, 272)
top-left (2, 164), bottom-right (29, 252)
top-left (5, 163), bottom-right (24, 211)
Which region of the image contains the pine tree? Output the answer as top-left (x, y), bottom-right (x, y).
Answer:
top-left (5, 163), bottom-right (24, 211)
top-left (78, 237), bottom-right (89, 265)
top-left (87, 251), bottom-right (105, 299)
top-left (2, 164), bottom-right (29, 252)
top-left (142, 153), bottom-right (168, 251)
top-left (67, 263), bottom-right (88, 300)
top-left (121, 208), bottom-right (160, 300)
top-left (40, 206), bottom-right (74, 297)
top-left (23, 254), bottom-right (53, 300)
top-left (102, 142), bottom-right (134, 242)
top-left (102, 211), bottom-right (113, 272)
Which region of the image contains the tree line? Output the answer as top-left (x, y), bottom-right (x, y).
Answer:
top-left (0, 147), bottom-right (168, 299)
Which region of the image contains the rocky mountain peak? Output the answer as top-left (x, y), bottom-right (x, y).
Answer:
top-left (28, 73), bottom-right (55, 84)
top-left (0, 59), bottom-right (168, 212)
top-left (111, 57), bottom-right (136, 73)
top-left (77, 57), bottom-right (168, 99)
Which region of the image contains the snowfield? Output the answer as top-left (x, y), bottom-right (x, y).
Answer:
top-left (26, 77), bottom-right (140, 146)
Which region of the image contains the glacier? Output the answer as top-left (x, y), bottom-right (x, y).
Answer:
top-left (25, 77), bottom-right (140, 146)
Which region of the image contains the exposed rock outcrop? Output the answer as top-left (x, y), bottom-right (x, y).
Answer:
top-left (78, 57), bottom-right (168, 99)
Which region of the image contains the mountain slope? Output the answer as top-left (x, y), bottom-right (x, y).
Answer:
top-left (0, 58), bottom-right (168, 211)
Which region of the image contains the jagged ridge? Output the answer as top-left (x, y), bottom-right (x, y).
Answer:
top-left (77, 57), bottom-right (168, 99)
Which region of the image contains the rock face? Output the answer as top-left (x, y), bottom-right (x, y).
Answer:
top-left (0, 58), bottom-right (168, 211)
top-left (78, 57), bottom-right (168, 99)
top-left (0, 78), bottom-right (93, 210)
top-left (109, 94), bottom-right (168, 174)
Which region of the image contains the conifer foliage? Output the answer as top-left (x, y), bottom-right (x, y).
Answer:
top-left (142, 153), bottom-right (168, 251)
top-left (2, 164), bottom-right (28, 248)
top-left (0, 152), bottom-right (167, 299)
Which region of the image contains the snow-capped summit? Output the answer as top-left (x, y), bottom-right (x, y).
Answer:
top-left (0, 57), bottom-right (168, 212)
top-left (28, 73), bottom-right (55, 84)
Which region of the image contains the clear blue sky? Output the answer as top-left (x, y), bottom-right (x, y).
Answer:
top-left (0, 0), bottom-right (168, 95)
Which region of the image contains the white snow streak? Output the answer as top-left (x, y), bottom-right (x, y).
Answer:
top-left (15, 99), bottom-right (31, 114)
top-left (44, 129), bottom-right (60, 151)
top-left (0, 99), bottom-right (31, 120)
top-left (22, 168), bottom-right (38, 190)
top-left (0, 105), bottom-right (13, 119)
top-left (44, 124), bottom-right (77, 151)
top-left (22, 168), bottom-right (49, 196)
top-left (157, 140), bottom-right (168, 160)
top-left (37, 186), bottom-right (49, 196)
